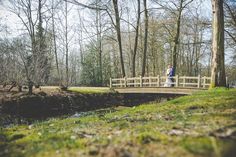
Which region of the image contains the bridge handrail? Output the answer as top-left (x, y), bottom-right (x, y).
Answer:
top-left (110, 75), bottom-right (211, 89)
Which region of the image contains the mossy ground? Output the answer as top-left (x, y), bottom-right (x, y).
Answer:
top-left (1, 88), bottom-right (236, 157)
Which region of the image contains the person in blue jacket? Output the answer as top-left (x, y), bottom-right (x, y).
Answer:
top-left (169, 65), bottom-right (175, 87)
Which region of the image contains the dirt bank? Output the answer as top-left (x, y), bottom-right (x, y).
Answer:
top-left (0, 90), bottom-right (183, 125)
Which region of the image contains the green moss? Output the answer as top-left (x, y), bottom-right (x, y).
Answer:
top-left (9, 134), bottom-right (25, 141)
top-left (181, 137), bottom-right (214, 156)
top-left (137, 132), bottom-right (157, 144)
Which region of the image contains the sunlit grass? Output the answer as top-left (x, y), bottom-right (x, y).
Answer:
top-left (68, 87), bottom-right (112, 94)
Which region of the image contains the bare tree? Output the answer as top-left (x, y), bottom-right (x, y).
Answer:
top-left (8, 0), bottom-right (51, 89)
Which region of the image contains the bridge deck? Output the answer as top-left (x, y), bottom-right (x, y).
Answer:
top-left (113, 87), bottom-right (206, 95)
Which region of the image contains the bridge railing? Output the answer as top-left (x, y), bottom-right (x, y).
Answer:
top-left (110, 75), bottom-right (211, 89)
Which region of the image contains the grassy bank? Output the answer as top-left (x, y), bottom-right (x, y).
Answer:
top-left (1, 88), bottom-right (236, 157)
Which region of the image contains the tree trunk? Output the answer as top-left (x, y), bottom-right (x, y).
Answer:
top-left (211, 0), bottom-right (226, 87)
top-left (172, 1), bottom-right (183, 75)
top-left (52, 0), bottom-right (60, 85)
top-left (96, 0), bottom-right (103, 85)
top-left (132, 0), bottom-right (141, 77)
top-left (112, 0), bottom-right (126, 77)
top-left (65, 0), bottom-right (69, 86)
top-left (141, 0), bottom-right (148, 77)
top-left (35, 0), bottom-right (43, 86)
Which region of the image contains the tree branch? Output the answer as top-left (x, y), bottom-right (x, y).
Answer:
top-left (225, 29), bottom-right (236, 43)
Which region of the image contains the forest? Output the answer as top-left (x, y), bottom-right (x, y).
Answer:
top-left (0, 0), bottom-right (235, 88)
top-left (1, 1), bottom-right (236, 157)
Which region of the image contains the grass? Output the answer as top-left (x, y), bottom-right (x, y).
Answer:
top-left (67, 87), bottom-right (112, 94)
top-left (0, 88), bottom-right (236, 157)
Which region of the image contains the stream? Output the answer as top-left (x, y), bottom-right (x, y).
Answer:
top-left (0, 92), bottom-right (184, 126)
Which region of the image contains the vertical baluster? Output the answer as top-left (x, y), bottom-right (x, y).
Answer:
top-left (197, 75), bottom-right (201, 88)
top-left (183, 76), bottom-right (186, 87)
top-left (140, 76), bottom-right (142, 87)
top-left (124, 77), bottom-right (127, 87)
top-left (157, 75), bottom-right (160, 87)
top-left (203, 76), bottom-right (206, 88)
top-left (110, 78), bottom-right (112, 88)
top-left (149, 77), bottom-right (151, 87)
top-left (176, 75), bottom-right (179, 87)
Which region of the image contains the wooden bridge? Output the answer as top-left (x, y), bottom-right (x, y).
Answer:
top-left (109, 75), bottom-right (211, 95)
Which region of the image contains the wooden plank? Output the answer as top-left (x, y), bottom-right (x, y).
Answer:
top-left (112, 78), bottom-right (123, 81)
top-left (179, 83), bottom-right (198, 86)
top-left (143, 82), bottom-right (160, 85)
top-left (112, 84), bottom-right (124, 86)
top-left (127, 83), bottom-right (140, 86)
top-left (180, 76), bottom-right (198, 79)
top-left (127, 77), bottom-right (140, 81)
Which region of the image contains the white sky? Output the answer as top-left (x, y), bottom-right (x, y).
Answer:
top-left (0, 0), bottom-right (213, 36)
top-left (0, 1), bottom-right (20, 37)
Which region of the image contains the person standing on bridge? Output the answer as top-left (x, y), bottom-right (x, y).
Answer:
top-left (164, 65), bottom-right (172, 87)
top-left (169, 65), bottom-right (175, 87)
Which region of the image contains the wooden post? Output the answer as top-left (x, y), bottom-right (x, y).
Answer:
top-left (197, 75), bottom-right (201, 88)
top-left (183, 76), bottom-right (186, 87)
top-left (140, 76), bottom-right (142, 87)
top-left (149, 77), bottom-right (151, 87)
top-left (176, 75), bottom-right (179, 87)
top-left (134, 78), bottom-right (136, 87)
top-left (157, 75), bottom-right (161, 87)
top-left (226, 76), bottom-right (228, 86)
top-left (124, 77), bottom-right (127, 87)
top-left (203, 76), bottom-right (206, 88)
top-left (109, 78), bottom-right (112, 88)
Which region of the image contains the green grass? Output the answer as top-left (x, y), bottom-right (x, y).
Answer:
top-left (1, 88), bottom-right (236, 157)
top-left (67, 87), bottom-right (112, 94)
